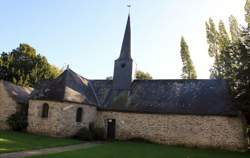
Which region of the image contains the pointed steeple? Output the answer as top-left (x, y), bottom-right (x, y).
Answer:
top-left (113, 14), bottom-right (133, 90)
top-left (119, 15), bottom-right (131, 59)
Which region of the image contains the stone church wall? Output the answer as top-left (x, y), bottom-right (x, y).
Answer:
top-left (27, 100), bottom-right (97, 137)
top-left (96, 111), bottom-right (246, 151)
top-left (0, 81), bottom-right (19, 130)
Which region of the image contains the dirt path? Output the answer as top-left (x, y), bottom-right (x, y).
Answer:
top-left (0, 142), bottom-right (101, 158)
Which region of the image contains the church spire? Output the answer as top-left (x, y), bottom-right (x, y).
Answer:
top-left (119, 14), bottom-right (131, 59)
top-left (113, 14), bottom-right (133, 90)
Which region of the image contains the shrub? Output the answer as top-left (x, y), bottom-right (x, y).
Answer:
top-left (7, 112), bottom-right (28, 131)
top-left (89, 122), bottom-right (105, 140)
top-left (92, 127), bottom-right (105, 140)
top-left (74, 127), bottom-right (93, 141)
top-left (89, 122), bottom-right (95, 132)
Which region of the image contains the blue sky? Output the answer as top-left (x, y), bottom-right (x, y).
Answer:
top-left (0, 0), bottom-right (246, 79)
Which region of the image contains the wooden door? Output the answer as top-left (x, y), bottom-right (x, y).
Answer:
top-left (107, 119), bottom-right (116, 139)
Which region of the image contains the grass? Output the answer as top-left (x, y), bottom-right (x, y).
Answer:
top-left (27, 141), bottom-right (250, 158)
top-left (0, 130), bottom-right (82, 154)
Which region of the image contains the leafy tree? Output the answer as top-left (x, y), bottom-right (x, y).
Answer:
top-left (245, 0), bottom-right (250, 27)
top-left (234, 27), bottom-right (250, 122)
top-left (135, 70), bottom-right (152, 80)
top-left (218, 20), bottom-right (230, 51)
top-left (0, 43), bottom-right (61, 87)
top-left (180, 37), bottom-right (197, 79)
top-left (206, 18), bottom-right (236, 79)
top-left (206, 19), bottom-right (222, 78)
top-left (205, 1), bottom-right (250, 123)
top-left (206, 18), bottom-right (220, 58)
top-left (229, 15), bottom-right (240, 42)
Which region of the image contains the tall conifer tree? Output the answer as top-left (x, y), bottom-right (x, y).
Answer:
top-left (229, 15), bottom-right (240, 42)
top-left (180, 37), bottom-right (197, 79)
top-left (245, 0), bottom-right (250, 27)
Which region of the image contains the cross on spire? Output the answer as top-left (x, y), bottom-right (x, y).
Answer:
top-left (127, 0), bottom-right (131, 13)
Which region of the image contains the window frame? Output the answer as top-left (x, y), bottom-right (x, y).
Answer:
top-left (76, 107), bottom-right (83, 123)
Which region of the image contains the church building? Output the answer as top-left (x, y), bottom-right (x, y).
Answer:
top-left (27, 15), bottom-right (246, 151)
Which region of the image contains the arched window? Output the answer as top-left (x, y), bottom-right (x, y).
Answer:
top-left (42, 103), bottom-right (49, 118)
top-left (76, 108), bottom-right (83, 122)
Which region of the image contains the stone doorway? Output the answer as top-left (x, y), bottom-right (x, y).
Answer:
top-left (107, 119), bottom-right (116, 139)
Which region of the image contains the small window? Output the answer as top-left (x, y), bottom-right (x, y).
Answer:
top-left (76, 108), bottom-right (83, 122)
top-left (42, 103), bottom-right (49, 118)
top-left (121, 63), bottom-right (126, 68)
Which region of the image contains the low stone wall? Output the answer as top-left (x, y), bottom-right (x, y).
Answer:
top-left (27, 100), bottom-right (97, 137)
top-left (0, 81), bottom-right (18, 130)
top-left (96, 111), bottom-right (246, 151)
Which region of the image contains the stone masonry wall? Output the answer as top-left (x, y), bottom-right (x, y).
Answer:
top-left (27, 100), bottom-right (97, 137)
top-left (0, 81), bottom-right (18, 130)
top-left (96, 111), bottom-right (246, 151)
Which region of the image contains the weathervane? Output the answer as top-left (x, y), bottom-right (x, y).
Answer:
top-left (127, 1), bottom-right (131, 13)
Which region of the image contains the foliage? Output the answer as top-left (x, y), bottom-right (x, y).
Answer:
top-left (246, 0), bottom-right (250, 28)
top-left (135, 70), bottom-right (152, 80)
top-left (229, 15), bottom-right (240, 42)
top-left (205, 18), bottom-right (235, 79)
top-left (92, 127), bottom-right (105, 140)
top-left (89, 122), bottom-right (105, 140)
top-left (74, 127), bottom-right (93, 141)
top-left (180, 37), bottom-right (197, 79)
top-left (0, 131), bottom-right (81, 154)
top-left (25, 142), bottom-right (250, 158)
top-left (206, 1), bottom-right (250, 123)
top-left (0, 43), bottom-right (61, 87)
top-left (7, 112), bottom-right (28, 131)
top-left (233, 28), bottom-right (250, 123)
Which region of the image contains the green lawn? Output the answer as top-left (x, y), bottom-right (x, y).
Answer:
top-left (0, 131), bottom-right (81, 154)
top-left (27, 142), bottom-right (250, 158)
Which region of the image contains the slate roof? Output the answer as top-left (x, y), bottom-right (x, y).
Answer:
top-left (31, 69), bottom-right (237, 116)
top-left (91, 79), bottom-right (238, 116)
top-left (1, 80), bottom-right (32, 104)
top-left (30, 69), bottom-right (98, 105)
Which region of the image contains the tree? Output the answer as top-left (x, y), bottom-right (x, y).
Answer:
top-left (206, 2), bottom-right (250, 123)
top-left (235, 27), bottom-right (250, 123)
top-left (135, 70), bottom-right (152, 80)
top-left (206, 18), bottom-right (234, 79)
top-left (206, 18), bottom-right (222, 78)
top-left (245, 0), bottom-right (250, 27)
top-left (218, 20), bottom-right (230, 51)
top-left (0, 43), bottom-right (61, 87)
top-left (206, 18), bottom-right (220, 58)
top-left (180, 37), bottom-right (197, 79)
top-left (229, 15), bottom-right (240, 42)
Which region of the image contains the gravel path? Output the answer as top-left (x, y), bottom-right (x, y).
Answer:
top-left (0, 142), bottom-right (101, 158)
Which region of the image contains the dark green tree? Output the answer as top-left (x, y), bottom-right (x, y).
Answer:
top-left (180, 37), bottom-right (197, 79)
top-left (206, 18), bottom-right (221, 78)
top-left (229, 15), bottom-right (240, 42)
top-left (235, 27), bottom-right (250, 122)
top-left (218, 20), bottom-right (230, 51)
top-left (206, 19), bottom-right (234, 79)
top-left (0, 44), bottom-right (61, 87)
top-left (206, 1), bottom-right (250, 122)
top-left (135, 70), bottom-right (153, 80)
top-left (245, 0), bottom-right (250, 28)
